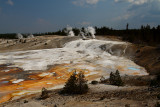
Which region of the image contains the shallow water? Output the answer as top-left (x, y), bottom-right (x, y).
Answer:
top-left (128, 67), bottom-right (140, 71)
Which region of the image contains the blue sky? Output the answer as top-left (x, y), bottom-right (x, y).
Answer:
top-left (0, 0), bottom-right (160, 33)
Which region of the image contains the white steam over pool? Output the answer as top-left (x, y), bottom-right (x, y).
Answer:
top-left (0, 39), bottom-right (148, 76)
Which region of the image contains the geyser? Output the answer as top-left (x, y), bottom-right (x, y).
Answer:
top-left (79, 30), bottom-right (86, 39)
top-left (85, 26), bottom-right (96, 39)
top-left (16, 33), bottom-right (23, 39)
top-left (27, 34), bottom-right (34, 38)
top-left (78, 26), bottom-right (96, 39)
top-left (65, 25), bottom-right (75, 37)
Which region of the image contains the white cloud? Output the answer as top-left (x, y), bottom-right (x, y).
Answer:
top-left (72, 0), bottom-right (100, 6)
top-left (114, 0), bottom-right (154, 5)
top-left (86, 0), bottom-right (99, 4)
top-left (6, 0), bottom-right (14, 6)
top-left (113, 12), bottom-right (134, 21)
top-left (113, 0), bottom-right (160, 27)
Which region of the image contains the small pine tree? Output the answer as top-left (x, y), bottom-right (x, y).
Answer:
top-left (61, 71), bottom-right (88, 94)
top-left (61, 71), bottom-right (77, 94)
top-left (109, 72), bottom-right (115, 85)
top-left (115, 70), bottom-right (123, 86)
top-left (77, 71), bottom-right (88, 94)
top-left (109, 70), bottom-right (123, 86)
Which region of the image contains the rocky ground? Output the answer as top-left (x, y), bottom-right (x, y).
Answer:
top-left (0, 35), bottom-right (79, 53)
top-left (134, 45), bottom-right (160, 75)
top-left (1, 84), bottom-right (160, 107)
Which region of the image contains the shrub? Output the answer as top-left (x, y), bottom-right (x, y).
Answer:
top-left (155, 102), bottom-right (160, 107)
top-left (40, 87), bottom-right (49, 99)
top-left (61, 71), bottom-right (88, 94)
top-left (91, 80), bottom-right (98, 85)
top-left (77, 71), bottom-right (89, 94)
top-left (157, 94), bottom-right (160, 100)
top-left (125, 104), bottom-right (130, 107)
top-left (109, 70), bottom-right (123, 86)
top-left (150, 74), bottom-right (160, 88)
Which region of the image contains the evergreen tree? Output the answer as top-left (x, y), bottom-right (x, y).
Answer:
top-left (109, 72), bottom-right (114, 85)
top-left (109, 70), bottom-right (123, 86)
top-left (61, 71), bottom-right (78, 94)
top-left (61, 71), bottom-right (88, 94)
top-left (126, 23), bottom-right (129, 30)
top-left (115, 70), bottom-right (123, 86)
top-left (77, 71), bottom-right (88, 94)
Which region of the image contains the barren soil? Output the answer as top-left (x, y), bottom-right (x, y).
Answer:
top-left (2, 84), bottom-right (160, 107)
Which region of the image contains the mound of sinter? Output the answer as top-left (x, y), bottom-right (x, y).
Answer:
top-left (0, 39), bottom-right (147, 77)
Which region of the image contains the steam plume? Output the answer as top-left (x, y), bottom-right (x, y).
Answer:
top-left (85, 26), bottom-right (96, 39)
top-left (27, 34), bottom-right (34, 38)
top-left (65, 25), bottom-right (75, 37)
top-left (79, 30), bottom-right (86, 39)
top-left (16, 33), bottom-right (23, 39)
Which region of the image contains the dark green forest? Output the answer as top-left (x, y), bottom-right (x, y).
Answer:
top-left (0, 24), bottom-right (160, 46)
top-left (95, 25), bottom-right (160, 46)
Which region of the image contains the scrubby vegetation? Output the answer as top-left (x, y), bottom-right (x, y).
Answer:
top-left (95, 25), bottom-right (160, 46)
top-left (0, 33), bottom-right (32, 39)
top-left (60, 71), bottom-right (88, 94)
top-left (99, 70), bottom-right (124, 86)
top-left (91, 80), bottom-right (99, 85)
top-left (155, 102), bottom-right (160, 107)
top-left (150, 74), bottom-right (160, 88)
top-left (0, 33), bottom-right (17, 39)
top-left (109, 70), bottom-right (123, 86)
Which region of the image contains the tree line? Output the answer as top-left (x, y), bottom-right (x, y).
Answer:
top-left (95, 24), bottom-right (160, 46)
top-left (0, 24), bottom-right (160, 46)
